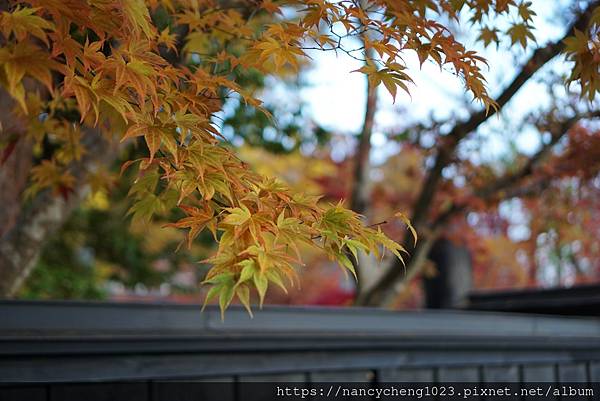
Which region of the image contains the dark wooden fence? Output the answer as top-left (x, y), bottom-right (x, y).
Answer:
top-left (1, 300), bottom-right (600, 400)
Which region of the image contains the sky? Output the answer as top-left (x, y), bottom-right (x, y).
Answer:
top-left (272, 0), bottom-right (581, 268)
top-left (296, 0), bottom-right (573, 165)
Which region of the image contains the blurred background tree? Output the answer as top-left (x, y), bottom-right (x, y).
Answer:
top-left (3, 0), bottom-right (600, 309)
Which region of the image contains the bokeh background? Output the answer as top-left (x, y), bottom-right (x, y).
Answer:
top-left (19, 0), bottom-right (600, 309)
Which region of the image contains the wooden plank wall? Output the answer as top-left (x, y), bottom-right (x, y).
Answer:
top-left (1, 362), bottom-right (599, 401)
top-left (1, 301), bottom-right (600, 400)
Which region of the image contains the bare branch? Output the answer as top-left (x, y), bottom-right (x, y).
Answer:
top-left (436, 110), bottom-right (600, 224)
top-left (362, 109), bottom-right (599, 307)
top-left (358, 0), bottom-right (600, 307)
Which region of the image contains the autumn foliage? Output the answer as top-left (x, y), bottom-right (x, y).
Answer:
top-left (1, 0), bottom-right (600, 313)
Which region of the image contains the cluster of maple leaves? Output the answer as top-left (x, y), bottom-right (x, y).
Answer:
top-left (1, 0), bottom-right (597, 314)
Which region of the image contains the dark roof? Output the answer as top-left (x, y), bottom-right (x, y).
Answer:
top-left (2, 300), bottom-right (600, 383)
top-left (468, 284), bottom-right (600, 316)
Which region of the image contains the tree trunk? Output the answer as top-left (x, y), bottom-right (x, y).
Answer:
top-left (0, 92), bottom-right (33, 238)
top-left (349, 59), bottom-right (378, 216)
top-left (344, 14), bottom-right (379, 299)
top-left (0, 191), bottom-right (84, 296)
top-left (0, 88), bottom-right (116, 297)
top-left (423, 238), bottom-right (472, 309)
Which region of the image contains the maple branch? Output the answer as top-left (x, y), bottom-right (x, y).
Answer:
top-left (347, 13), bottom-right (378, 295)
top-left (357, 1), bottom-right (600, 307)
top-left (0, 123), bottom-right (117, 297)
top-left (367, 220), bottom-right (387, 228)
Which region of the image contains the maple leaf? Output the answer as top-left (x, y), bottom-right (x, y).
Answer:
top-left (517, 2), bottom-right (536, 23)
top-left (157, 27), bottom-right (178, 53)
top-left (0, 42), bottom-right (61, 109)
top-left (507, 23), bottom-right (535, 49)
top-left (260, 0), bottom-right (282, 15)
top-left (353, 63), bottom-right (413, 103)
top-left (254, 37), bottom-right (306, 72)
top-left (121, 0), bottom-right (155, 38)
top-left (395, 212), bottom-right (418, 247)
top-left (167, 205), bottom-right (214, 248)
top-left (478, 27), bottom-right (500, 48)
top-left (127, 193), bottom-right (163, 223)
top-left (26, 159), bottom-right (76, 198)
top-left (62, 74), bottom-right (98, 122)
top-left (222, 204), bottom-right (252, 226)
top-left (0, 6), bottom-right (54, 46)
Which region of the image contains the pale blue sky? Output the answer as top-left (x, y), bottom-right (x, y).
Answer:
top-left (297, 0), bottom-right (574, 165)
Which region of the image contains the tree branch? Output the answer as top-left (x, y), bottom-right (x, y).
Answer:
top-left (362, 109), bottom-right (599, 307)
top-left (358, 0), bottom-right (600, 306)
top-left (476, 111), bottom-right (600, 199)
top-left (349, 57), bottom-right (378, 216)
